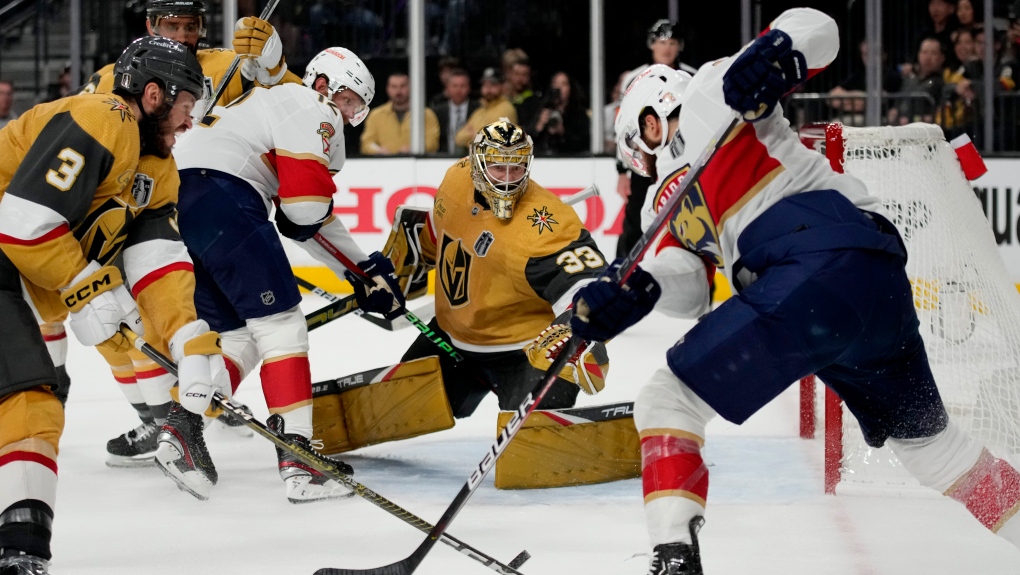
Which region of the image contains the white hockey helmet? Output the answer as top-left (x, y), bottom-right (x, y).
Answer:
top-left (615, 64), bottom-right (692, 176)
top-left (303, 47), bottom-right (376, 126)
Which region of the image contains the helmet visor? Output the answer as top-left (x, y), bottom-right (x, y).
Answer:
top-left (618, 129), bottom-right (651, 177)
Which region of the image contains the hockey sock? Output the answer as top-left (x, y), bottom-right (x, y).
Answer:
top-left (261, 355), bottom-right (313, 439)
top-left (133, 360), bottom-right (175, 425)
top-left (634, 367), bottom-right (717, 546)
top-left (98, 346), bottom-right (151, 423)
top-left (40, 323), bottom-right (71, 406)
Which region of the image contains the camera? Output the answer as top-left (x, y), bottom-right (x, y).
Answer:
top-left (544, 88), bottom-right (563, 129)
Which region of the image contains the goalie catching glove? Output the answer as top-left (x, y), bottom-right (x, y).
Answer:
top-left (61, 261), bottom-right (143, 353)
top-left (170, 320), bottom-right (232, 416)
top-left (524, 324), bottom-right (609, 396)
top-left (233, 17), bottom-right (288, 85)
top-left (345, 252), bottom-right (407, 321)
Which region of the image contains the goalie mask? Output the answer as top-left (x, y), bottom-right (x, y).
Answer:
top-left (303, 47), bottom-right (375, 126)
top-left (615, 64), bottom-right (692, 177)
top-left (470, 119), bottom-right (534, 220)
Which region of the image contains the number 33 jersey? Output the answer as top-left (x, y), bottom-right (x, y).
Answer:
top-left (424, 159), bottom-right (606, 352)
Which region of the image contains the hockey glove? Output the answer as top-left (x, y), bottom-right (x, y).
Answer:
top-left (346, 252), bottom-right (407, 321)
top-left (170, 320), bottom-right (232, 416)
top-left (722, 29), bottom-right (807, 122)
top-left (570, 260), bottom-right (661, 342)
top-left (62, 261), bottom-right (143, 353)
top-left (524, 324), bottom-right (609, 395)
top-left (234, 17), bottom-right (288, 85)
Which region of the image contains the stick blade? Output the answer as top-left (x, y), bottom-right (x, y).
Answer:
top-left (507, 550), bottom-right (531, 569)
top-left (314, 560), bottom-right (412, 575)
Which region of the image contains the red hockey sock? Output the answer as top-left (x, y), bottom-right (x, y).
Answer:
top-left (640, 431), bottom-right (709, 505)
top-left (260, 355), bottom-right (312, 412)
top-left (946, 449), bottom-right (1020, 532)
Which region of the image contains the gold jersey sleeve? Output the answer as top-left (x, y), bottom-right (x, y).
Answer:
top-left (431, 160), bottom-right (606, 348)
top-left (0, 95), bottom-right (140, 311)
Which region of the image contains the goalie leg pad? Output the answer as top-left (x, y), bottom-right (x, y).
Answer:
top-left (312, 356), bottom-right (453, 454)
top-left (493, 401), bottom-right (641, 490)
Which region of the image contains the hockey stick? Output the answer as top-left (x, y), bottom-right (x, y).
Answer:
top-left (313, 116), bottom-right (742, 575)
top-left (118, 326), bottom-right (530, 575)
top-left (304, 291), bottom-right (360, 332)
top-left (300, 184), bottom-right (600, 332)
top-left (202, 0), bottom-right (282, 116)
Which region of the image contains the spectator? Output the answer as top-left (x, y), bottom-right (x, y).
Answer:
top-left (0, 80), bottom-right (16, 130)
top-left (454, 67), bottom-right (518, 149)
top-left (501, 48), bottom-right (529, 86)
top-left (645, 19), bottom-right (697, 75)
top-left (938, 28), bottom-right (980, 137)
top-left (827, 39), bottom-right (903, 116)
top-left (914, 0), bottom-right (960, 68)
top-left (603, 71), bottom-right (629, 151)
top-left (532, 71), bottom-right (590, 156)
top-left (361, 72), bottom-right (441, 155)
top-left (891, 37), bottom-right (947, 125)
top-left (42, 65), bottom-right (73, 103)
top-left (508, 61), bottom-right (541, 132)
top-left (956, 0), bottom-right (980, 32)
top-left (432, 68), bottom-right (478, 156)
top-left (429, 55), bottom-right (464, 108)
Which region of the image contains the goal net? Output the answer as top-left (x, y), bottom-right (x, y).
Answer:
top-left (803, 123), bottom-right (1020, 496)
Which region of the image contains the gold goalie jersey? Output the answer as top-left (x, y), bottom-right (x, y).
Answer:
top-left (0, 95), bottom-right (196, 343)
top-left (426, 159), bottom-right (607, 351)
top-left (80, 48), bottom-right (302, 109)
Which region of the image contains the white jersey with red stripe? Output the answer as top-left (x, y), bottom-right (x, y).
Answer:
top-left (641, 8), bottom-right (882, 294)
top-left (173, 83), bottom-right (346, 224)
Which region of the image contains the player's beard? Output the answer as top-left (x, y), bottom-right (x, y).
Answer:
top-left (139, 101), bottom-right (174, 159)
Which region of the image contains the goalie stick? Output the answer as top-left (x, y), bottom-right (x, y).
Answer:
top-left (312, 117), bottom-right (741, 575)
top-left (300, 183), bottom-right (601, 331)
top-left (118, 326), bottom-right (530, 575)
top-left (203, 0), bottom-right (282, 116)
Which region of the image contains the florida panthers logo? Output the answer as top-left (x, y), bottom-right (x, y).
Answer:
top-left (440, 234), bottom-right (472, 307)
top-left (656, 167), bottom-right (724, 268)
top-left (318, 122), bottom-right (336, 154)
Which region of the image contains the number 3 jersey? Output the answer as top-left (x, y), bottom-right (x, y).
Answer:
top-left (423, 159), bottom-right (606, 352)
top-left (0, 94), bottom-right (197, 339)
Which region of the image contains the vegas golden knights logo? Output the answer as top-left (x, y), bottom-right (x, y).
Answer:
top-left (440, 233), bottom-right (472, 307)
top-left (74, 197), bottom-right (133, 265)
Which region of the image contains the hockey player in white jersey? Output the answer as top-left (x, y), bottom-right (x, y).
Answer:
top-left (571, 8), bottom-right (1020, 574)
top-left (159, 47), bottom-right (404, 503)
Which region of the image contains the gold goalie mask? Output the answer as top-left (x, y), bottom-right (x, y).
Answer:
top-left (470, 119), bottom-right (534, 220)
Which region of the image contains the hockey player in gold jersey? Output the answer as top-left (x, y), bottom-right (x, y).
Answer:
top-left (0, 38), bottom-right (229, 574)
top-left (74, 0), bottom-right (302, 463)
top-left (80, 0), bottom-right (302, 110)
top-left (399, 120), bottom-right (610, 416)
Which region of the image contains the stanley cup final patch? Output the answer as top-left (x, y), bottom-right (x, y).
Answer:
top-left (131, 173), bottom-right (154, 207)
top-left (473, 231), bottom-right (494, 257)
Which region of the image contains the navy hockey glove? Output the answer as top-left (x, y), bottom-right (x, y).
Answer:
top-left (345, 251), bottom-right (406, 320)
top-left (723, 29), bottom-right (807, 122)
top-left (569, 260), bottom-right (661, 342)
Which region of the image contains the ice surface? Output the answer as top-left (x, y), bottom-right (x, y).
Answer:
top-left (49, 296), bottom-right (1019, 574)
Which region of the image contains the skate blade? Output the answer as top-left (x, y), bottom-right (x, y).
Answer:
top-left (155, 443), bottom-right (213, 501)
top-left (285, 476), bottom-right (355, 504)
top-left (105, 453), bottom-right (157, 468)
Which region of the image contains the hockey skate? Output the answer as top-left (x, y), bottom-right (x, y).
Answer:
top-left (215, 401), bottom-right (254, 438)
top-left (646, 516), bottom-right (705, 575)
top-left (105, 420), bottom-right (158, 467)
top-left (155, 403), bottom-right (217, 500)
top-left (266, 414), bottom-right (354, 504)
top-left (0, 552), bottom-right (49, 575)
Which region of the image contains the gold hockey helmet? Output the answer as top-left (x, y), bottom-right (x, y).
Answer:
top-left (470, 119), bottom-right (533, 220)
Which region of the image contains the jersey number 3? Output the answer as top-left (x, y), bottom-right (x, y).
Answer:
top-left (46, 148), bottom-right (85, 192)
top-left (557, 246), bottom-right (604, 274)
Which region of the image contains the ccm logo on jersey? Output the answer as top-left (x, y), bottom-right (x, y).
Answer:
top-left (318, 122), bottom-right (336, 154)
top-left (62, 273), bottom-right (114, 309)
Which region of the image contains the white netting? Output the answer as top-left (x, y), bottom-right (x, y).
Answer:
top-left (832, 123), bottom-right (1020, 495)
